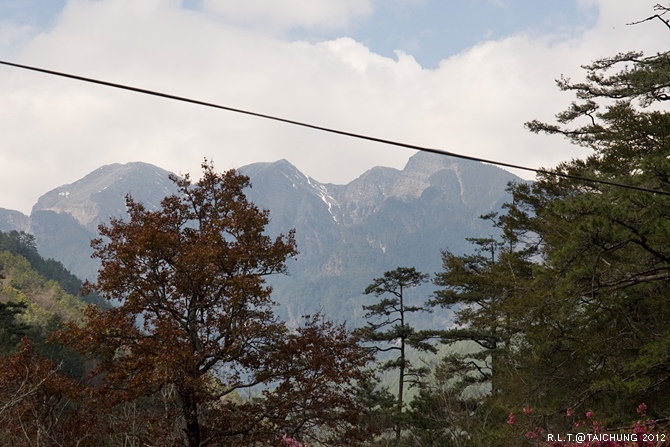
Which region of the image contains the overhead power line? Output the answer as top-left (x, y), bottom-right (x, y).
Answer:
top-left (1, 59), bottom-right (669, 198)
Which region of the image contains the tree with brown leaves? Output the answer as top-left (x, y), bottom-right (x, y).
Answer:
top-left (0, 338), bottom-right (92, 447)
top-left (57, 161), bottom-right (372, 447)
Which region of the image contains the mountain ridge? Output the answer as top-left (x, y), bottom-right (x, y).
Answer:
top-left (0, 153), bottom-right (524, 324)
top-left (32, 161), bottom-right (178, 232)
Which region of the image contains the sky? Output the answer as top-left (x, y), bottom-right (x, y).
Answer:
top-left (0, 0), bottom-right (667, 215)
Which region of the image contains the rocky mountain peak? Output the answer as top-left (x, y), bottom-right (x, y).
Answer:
top-left (239, 159), bottom-right (342, 260)
top-left (32, 162), bottom-right (177, 232)
top-left (388, 151), bottom-right (462, 199)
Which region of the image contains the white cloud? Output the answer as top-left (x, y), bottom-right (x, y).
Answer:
top-left (0, 0), bottom-right (666, 215)
top-left (0, 20), bottom-right (35, 56)
top-left (200, 0), bottom-right (374, 31)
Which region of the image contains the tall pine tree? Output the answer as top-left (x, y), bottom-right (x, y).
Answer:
top-left (360, 267), bottom-right (435, 443)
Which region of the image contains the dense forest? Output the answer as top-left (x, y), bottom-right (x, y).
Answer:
top-left (3, 6), bottom-right (670, 447)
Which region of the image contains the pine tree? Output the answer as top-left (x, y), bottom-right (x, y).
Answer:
top-left (433, 5), bottom-right (670, 432)
top-left (360, 267), bottom-right (435, 443)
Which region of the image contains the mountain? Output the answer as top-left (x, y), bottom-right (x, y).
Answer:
top-left (0, 153), bottom-right (524, 325)
top-left (239, 152), bottom-right (521, 324)
top-left (0, 208), bottom-right (31, 233)
top-left (32, 161), bottom-right (179, 232)
top-left (25, 162), bottom-right (179, 280)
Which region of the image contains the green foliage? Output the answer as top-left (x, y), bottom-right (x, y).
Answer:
top-left (360, 267), bottom-right (437, 443)
top-left (381, 11), bottom-right (670, 447)
top-left (405, 349), bottom-right (497, 447)
top-left (430, 220), bottom-right (538, 402)
top-left (513, 41), bottom-right (670, 422)
top-left (0, 249), bottom-right (89, 381)
top-left (0, 230), bottom-right (105, 306)
top-left (429, 9), bottom-right (670, 444)
top-left (0, 300), bottom-right (30, 353)
top-left (0, 251), bottom-right (85, 325)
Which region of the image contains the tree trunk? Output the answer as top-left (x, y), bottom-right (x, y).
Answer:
top-left (397, 283), bottom-right (405, 444)
top-left (397, 341), bottom-right (404, 444)
top-left (180, 389), bottom-right (201, 447)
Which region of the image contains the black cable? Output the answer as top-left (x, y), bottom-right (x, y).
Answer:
top-left (2, 59), bottom-right (669, 197)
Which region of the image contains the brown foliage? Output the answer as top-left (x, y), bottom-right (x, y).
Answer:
top-left (0, 338), bottom-right (93, 447)
top-left (55, 161), bottom-right (373, 447)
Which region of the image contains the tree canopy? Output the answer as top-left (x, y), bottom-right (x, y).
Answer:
top-left (426, 7), bottom-right (670, 444)
top-left (57, 161), bottom-right (372, 447)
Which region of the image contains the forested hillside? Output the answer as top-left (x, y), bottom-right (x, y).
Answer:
top-left (0, 230), bottom-right (92, 378)
top-left (0, 230), bottom-right (104, 306)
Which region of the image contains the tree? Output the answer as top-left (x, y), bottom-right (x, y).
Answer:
top-left (430, 5), bottom-right (670, 438)
top-left (428, 219), bottom-right (542, 447)
top-left (519, 9), bottom-right (670, 420)
top-left (359, 267), bottom-right (435, 444)
top-left (0, 300), bottom-right (30, 353)
top-left (430, 230), bottom-right (536, 397)
top-left (58, 161), bottom-right (372, 447)
top-left (0, 338), bottom-right (92, 447)
top-left (406, 353), bottom-right (497, 447)
top-left (0, 230), bottom-right (102, 305)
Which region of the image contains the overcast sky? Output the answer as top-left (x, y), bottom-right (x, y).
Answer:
top-left (0, 0), bottom-right (667, 215)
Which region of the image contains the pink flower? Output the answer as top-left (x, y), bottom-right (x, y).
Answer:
top-left (636, 403), bottom-right (647, 416)
top-left (523, 406), bottom-right (533, 415)
top-left (566, 408), bottom-right (573, 417)
top-left (507, 412), bottom-right (516, 426)
top-left (283, 435), bottom-right (307, 447)
top-left (585, 410), bottom-right (593, 419)
top-left (525, 431), bottom-right (539, 440)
